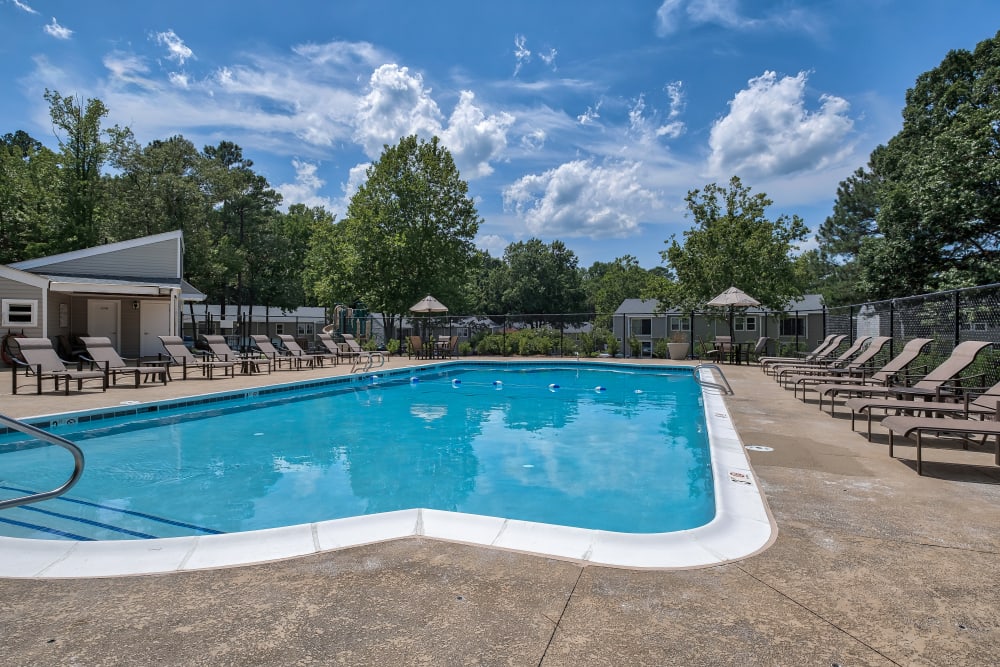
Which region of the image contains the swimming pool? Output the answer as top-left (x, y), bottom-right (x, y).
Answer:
top-left (0, 361), bottom-right (774, 575)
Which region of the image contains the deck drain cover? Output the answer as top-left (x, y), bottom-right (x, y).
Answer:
top-left (745, 445), bottom-right (774, 452)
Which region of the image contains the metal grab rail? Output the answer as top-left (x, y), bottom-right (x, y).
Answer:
top-left (0, 414), bottom-right (85, 511)
top-left (692, 363), bottom-right (734, 395)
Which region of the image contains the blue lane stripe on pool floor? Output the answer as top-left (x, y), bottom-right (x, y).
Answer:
top-left (19, 505), bottom-right (160, 539)
top-left (0, 516), bottom-right (94, 541)
top-left (0, 485), bottom-right (224, 536)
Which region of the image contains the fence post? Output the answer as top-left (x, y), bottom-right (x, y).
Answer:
top-left (954, 290), bottom-right (961, 347)
top-left (503, 315), bottom-right (507, 357)
top-left (889, 299), bottom-right (896, 355)
top-left (689, 310), bottom-right (695, 359)
top-left (848, 305), bottom-right (853, 344)
top-left (795, 310), bottom-right (801, 350)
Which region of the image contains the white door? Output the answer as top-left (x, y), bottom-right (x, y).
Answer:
top-left (140, 301), bottom-right (172, 358)
top-left (87, 300), bottom-right (120, 349)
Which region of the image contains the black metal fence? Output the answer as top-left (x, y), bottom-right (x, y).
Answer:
top-left (179, 284), bottom-right (1000, 383)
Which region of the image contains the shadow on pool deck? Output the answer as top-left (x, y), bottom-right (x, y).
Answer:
top-left (1, 358), bottom-right (999, 665)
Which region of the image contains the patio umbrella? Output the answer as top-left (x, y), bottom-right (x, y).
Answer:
top-left (409, 295), bottom-right (449, 314)
top-left (706, 286), bottom-right (760, 340)
top-left (409, 295), bottom-right (449, 343)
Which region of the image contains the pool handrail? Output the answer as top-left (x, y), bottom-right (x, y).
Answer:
top-left (693, 363), bottom-right (734, 395)
top-left (0, 413), bottom-right (85, 511)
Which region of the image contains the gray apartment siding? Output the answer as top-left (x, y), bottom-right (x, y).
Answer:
top-left (25, 237), bottom-right (181, 279)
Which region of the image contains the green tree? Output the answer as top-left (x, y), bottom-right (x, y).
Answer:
top-left (846, 31), bottom-right (1000, 298)
top-left (200, 141), bottom-right (282, 310)
top-left (0, 131), bottom-right (60, 262)
top-left (656, 176), bottom-right (809, 310)
top-left (43, 90), bottom-right (132, 251)
top-left (584, 256), bottom-right (661, 327)
top-left (813, 160), bottom-right (881, 305)
top-left (335, 135), bottom-right (481, 338)
top-left (486, 238), bottom-right (588, 325)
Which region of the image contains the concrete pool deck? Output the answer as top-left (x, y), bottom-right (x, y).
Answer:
top-left (1, 357), bottom-right (998, 664)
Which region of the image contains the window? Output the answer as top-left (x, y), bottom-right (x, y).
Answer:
top-left (735, 316), bottom-right (757, 331)
top-left (779, 317), bottom-right (805, 337)
top-left (669, 316), bottom-right (691, 332)
top-left (297, 322), bottom-right (314, 336)
top-left (2, 299), bottom-right (38, 327)
top-left (275, 323), bottom-right (285, 335)
top-left (630, 318), bottom-right (652, 336)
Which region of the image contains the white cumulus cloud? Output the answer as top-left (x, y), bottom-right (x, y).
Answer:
top-left (354, 65), bottom-right (512, 179)
top-left (442, 91), bottom-right (514, 178)
top-left (707, 70), bottom-right (854, 178)
top-left (155, 29), bottom-right (194, 65)
top-left (43, 17), bottom-right (72, 40)
top-left (353, 64), bottom-right (444, 157)
top-left (503, 160), bottom-right (659, 238)
top-left (276, 160), bottom-right (335, 211)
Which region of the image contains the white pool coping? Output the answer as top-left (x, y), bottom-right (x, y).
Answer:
top-left (0, 366), bottom-right (775, 577)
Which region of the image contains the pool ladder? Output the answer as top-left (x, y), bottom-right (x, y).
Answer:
top-left (692, 363), bottom-right (734, 395)
top-left (0, 413), bottom-right (85, 510)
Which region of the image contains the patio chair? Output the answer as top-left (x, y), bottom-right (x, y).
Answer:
top-left (11, 337), bottom-right (107, 395)
top-left (781, 336), bottom-right (892, 397)
top-left (79, 336), bottom-right (168, 387)
top-left (201, 335), bottom-right (272, 375)
top-left (407, 335), bottom-right (425, 359)
top-left (815, 339), bottom-right (992, 415)
top-left (813, 338), bottom-right (933, 413)
top-left (845, 379), bottom-right (1000, 441)
top-left (249, 335), bottom-right (300, 370)
top-left (703, 336), bottom-right (731, 363)
top-left (758, 334), bottom-right (840, 370)
top-left (769, 336), bottom-right (872, 380)
top-left (882, 403), bottom-right (1000, 475)
top-left (276, 334), bottom-right (332, 368)
top-left (157, 335), bottom-right (237, 380)
top-left (339, 334), bottom-right (386, 369)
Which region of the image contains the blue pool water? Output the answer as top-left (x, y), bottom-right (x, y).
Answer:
top-left (0, 363), bottom-right (715, 540)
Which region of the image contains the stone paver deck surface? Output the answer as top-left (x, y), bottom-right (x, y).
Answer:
top-left (1, 357), bottom-right (998, 665)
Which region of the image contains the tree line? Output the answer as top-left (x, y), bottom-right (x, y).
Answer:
top-left (3, 29), bottom-right (998, 335)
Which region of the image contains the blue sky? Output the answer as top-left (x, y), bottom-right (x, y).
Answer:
top-left (2, 1), bottom-right (999, 270)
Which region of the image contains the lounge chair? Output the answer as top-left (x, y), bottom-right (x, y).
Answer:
top-left (813, 338), bottom-right (934, 413)
top-left (845, 378), bottom-right (1000, 440)
top-left (276, 334), bottom-right (332, 368)
top-left (882, 405), bottom-right (1000, 475)
top-left (11, 337), bottom-right (107, 395)
top-left (157, 335), bottom-right (237, 380)
top-left (770, 335), bottom-right (872, 380)
top-left (748, 337), bottom-right (770, 363)
top-left (816, 339), bottom-right (992, 415)
top-left (249, 335), bottom-right (300, 370)
top-left (758, 334), bottom-right (839, 368)
top-left (339, 334), bottom-right (386, 369)
top-left (781, 336), bottom-right (892, 397)
top-left (761, 335), bottom-right (847, 376)
top-left (79, 336), bottom-right (168, 387)
top-left (201, 335), bottom-right (272, 375)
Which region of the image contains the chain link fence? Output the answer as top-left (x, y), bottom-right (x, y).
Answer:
top-left (826, 283), bottom-right (1000, 388)
top-left (178, 284), bottom-right (1000, 386)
